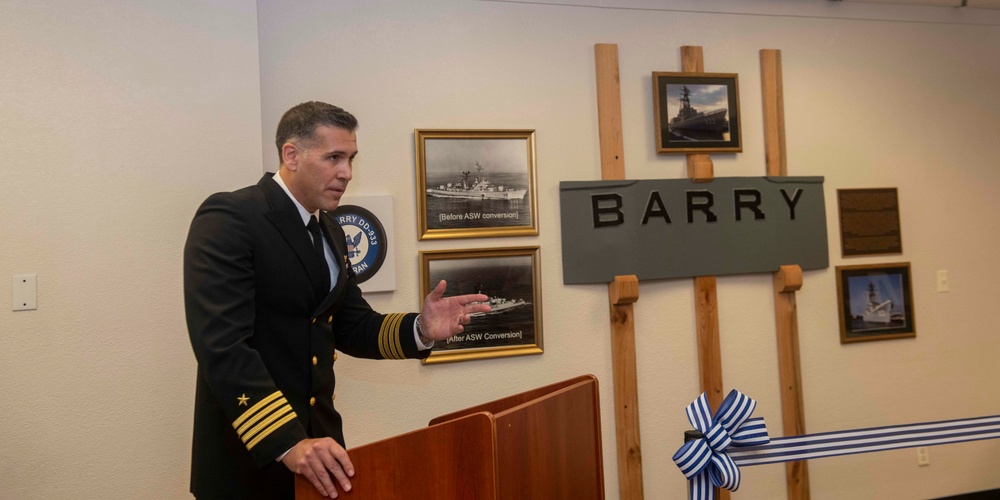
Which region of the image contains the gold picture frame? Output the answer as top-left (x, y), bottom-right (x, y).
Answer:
top-left (419, 246), bottom-right (542, 364)
top-left (415, 129), bottom-right (538, 240)
top-left (836, 262), bottom-right (916, 344)
top-left (652, 72), bottom-right (741, 154)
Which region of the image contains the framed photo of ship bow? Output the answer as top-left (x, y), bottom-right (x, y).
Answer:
top-left (419, 246), bottom-right (543, 364)
top-left (652, 72), bottom-right (741, 154)
top-left (415, 129), bottom-right (538, 240)
top-left (835, 262), bottom-right (916, 344)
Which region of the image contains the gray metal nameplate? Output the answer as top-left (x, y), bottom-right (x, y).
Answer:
top-left (559, 177), bottom-right (828, 284)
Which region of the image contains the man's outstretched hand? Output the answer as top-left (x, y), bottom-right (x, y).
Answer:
top-left (419, 280), bottom-right (491, 341)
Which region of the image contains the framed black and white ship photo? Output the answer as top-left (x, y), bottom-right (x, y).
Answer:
top-left (652, 72), bottom-right (741, 154)
top-left (415, 129), bottom-right (538, 240)
top-left (419, 246), bottom-right (543, 364)
top-left (836, 262), bottom-right (916, 344)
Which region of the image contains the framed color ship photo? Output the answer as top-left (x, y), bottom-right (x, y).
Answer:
top-left (419, 246), bottom-right (543, 364)
top-left (652, 72), bottom-right (741, 154)
top-left (415, 129), bottom-right (538, 240)
top-left (836, 262), bottom-right (916, 344)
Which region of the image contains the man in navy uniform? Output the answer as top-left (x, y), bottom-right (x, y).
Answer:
top-left (184, 101), bottom-right (489, 499)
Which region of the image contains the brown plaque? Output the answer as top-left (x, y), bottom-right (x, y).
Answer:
top-left (837, 188), bottom-right (902, 257)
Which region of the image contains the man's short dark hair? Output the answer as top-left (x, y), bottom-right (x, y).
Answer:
top-left (275, 101), bottom-right (358, 160)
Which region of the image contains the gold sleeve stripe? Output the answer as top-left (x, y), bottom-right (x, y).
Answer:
top-left (235, 397), bottom-right (287, 436)
top-left (240, 403), bottom-right (295, 447)
top-left (377, 313), bottom-right (397, 359)
top-left (378, 313), bottom-right (406, 359)
top-left (376, 314), bottom-right (390, 359)
top-left (392, 314), bottom-right (406, 358)
top-left (232, 391), bottom-right (283, 429)
top-left (246, 412), bottom-right (298, 451)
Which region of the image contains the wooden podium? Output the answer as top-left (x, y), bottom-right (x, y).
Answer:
top-left (296, 375), bottom-right (605, 499)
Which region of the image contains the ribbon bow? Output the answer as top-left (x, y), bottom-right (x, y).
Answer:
top-left (672, 390), bottom-right (770, 500)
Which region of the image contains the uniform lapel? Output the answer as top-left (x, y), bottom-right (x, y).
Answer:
top-left (314, 212), bottom-right (350, 314)
top-left (258, 174), bottom-right (329, 298)
top-left (322, 213), bottom-right (349, 282)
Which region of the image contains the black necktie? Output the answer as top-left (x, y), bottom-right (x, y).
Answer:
top-left (307, 215), bottom-right (331, 291)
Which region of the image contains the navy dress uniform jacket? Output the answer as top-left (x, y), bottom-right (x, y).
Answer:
top-left (184, 173), bottom-right (428, 499)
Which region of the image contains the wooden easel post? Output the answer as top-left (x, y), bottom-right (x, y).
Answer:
top-left (595, 43), bottom-right (644, 500)
top-left (681, 46), bottom-right (715, 184)
top-left (761, 48), bottom-right (812, 500)
top-left (592, 43), bottom-right (812, 500)
top-left (680, 45), bottom-right (727, 500)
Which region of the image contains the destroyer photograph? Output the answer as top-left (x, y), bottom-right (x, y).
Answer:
top-left (426, 161), bottom-right (526, 201)
top-left (666, 84), bottom-right (730, 139)
top-left (837, 263), bottom-right (916, 343)
top-left (653, 72), bottom-right (741, 154)
top-left (416, 130), bottom-right (538, 239)
top-left (419, 247), bottom-right (543, 364)
top-left (849, 279), bottom-right (906, 331)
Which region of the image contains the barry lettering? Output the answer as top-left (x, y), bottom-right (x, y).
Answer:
top-left (591, 188), bottom-right (804, 228)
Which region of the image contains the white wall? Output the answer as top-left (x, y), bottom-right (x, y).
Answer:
top-left (3, 0), bottom-right (999, 498)
top-left (1, 1), bottom-right (262, 498)
top-left (258, 1), bottom-right (1000, 499)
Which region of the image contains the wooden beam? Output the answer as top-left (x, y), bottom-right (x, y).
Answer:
top-left (595, 44), bottom-right (626, 181)
top-left (761, 49), bottom-right (787, 177)
top-left (693, 276), bottom-right (724, 407)
top-left (682, 45), bottom-right (727, 500)
top-left (686, 154), bottom-right (714, 182)
top-left (610, 274), bottom-right (639, 306)
top-left (776, 265), bottom-right (803, 293)
top-left (681, 45), bottom-right (705, 73)
top-left (772, 271), bottom-right (810, 500)
top-left (596, 43), bottom-right (644, 500)
top-left (609, 275), bottom-right (642, 500)
top-left (762, 48), bottom-right (811, 500)
top-left (681, 46), bottom-right (714, 181)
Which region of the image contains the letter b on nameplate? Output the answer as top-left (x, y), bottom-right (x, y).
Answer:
top-left (559, 177), bottom-right (829, 284)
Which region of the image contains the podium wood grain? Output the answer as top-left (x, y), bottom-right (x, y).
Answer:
top-left (297, 376), bottom-right (605, 500)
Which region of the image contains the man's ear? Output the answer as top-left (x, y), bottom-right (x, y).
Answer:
top-left (281, 143), bottom-right (299, 170)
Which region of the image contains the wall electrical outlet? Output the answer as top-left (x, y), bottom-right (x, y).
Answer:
top-left (936, 270), bottom-right (949, 292)
top-left (917, 446), bottom-right (930, 466)
top-left (12, 274), bottom-right (37, 311)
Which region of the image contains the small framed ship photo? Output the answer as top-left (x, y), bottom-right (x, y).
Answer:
top-left (836, 262), bottom-right (916, 344)
top-left (652, 72), bottom-right (741, 154)
top-left (415, 129), bottom-right (538, 240)
top-left (419, 246), bottom-right (542, 365)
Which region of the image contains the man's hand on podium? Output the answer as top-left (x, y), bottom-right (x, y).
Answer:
top-left (281, 437), bottom-right (354, 498)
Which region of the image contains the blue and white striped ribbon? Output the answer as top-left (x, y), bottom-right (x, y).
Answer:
top-left (672, 390), bottom-right (770, 500)
top-left (728, 414), bottom-right (1000, 466)
top-left (674, 390), bottom-right (1000, 500)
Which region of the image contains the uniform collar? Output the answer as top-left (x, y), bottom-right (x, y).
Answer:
top-left (272, 169), bottom-right (320, 226)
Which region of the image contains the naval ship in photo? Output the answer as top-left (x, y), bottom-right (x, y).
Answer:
top-left (468, 283), bottom-right (530, 318)
top-left (426, 161), bottom-right (527, 201)
top-left (668, 85), bottom-right (729, 132)
top-left (469, 295), bottom-right (530, 318)
top-left (862, 282), bottom-right (894, 324)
